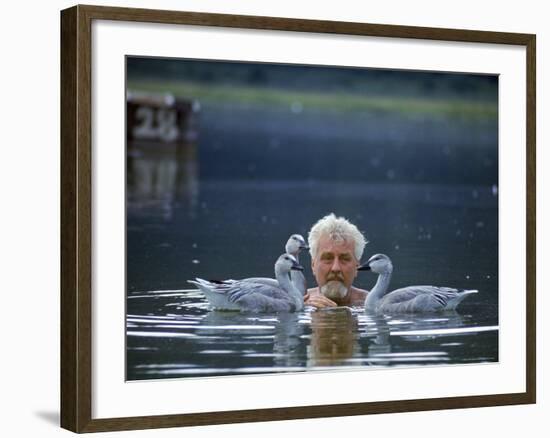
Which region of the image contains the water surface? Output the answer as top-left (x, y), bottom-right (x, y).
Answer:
top-left (127, 289), bottom-right (497, 380)
top-left (126, 99), bottom-right (498, 380)
top-left (126, 181), bottom-right (498, 380)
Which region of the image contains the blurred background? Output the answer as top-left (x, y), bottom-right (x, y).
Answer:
top-left (126, 57), bottom-right (498, 301)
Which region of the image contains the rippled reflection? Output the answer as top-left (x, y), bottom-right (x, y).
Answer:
top-left (126, 289), bottom-right (498, 380)
top-left (307, 308), bottom-right (358, 367)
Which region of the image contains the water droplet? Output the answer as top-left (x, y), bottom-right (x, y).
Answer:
top-left (486, 275), bottom-right (491, 279)
top-left (290, 102), bottom-right (303, 113)
top-left (476, 221), bottom-right (485, 228)
top-left (164, 94), bottom-right (175, 106)
top-left (466, 275), bottom-right (470, 279)
top-left (394, 244), bottom-right (400, 250)
top-left (192, 243), bottom-right (198, 248)
top-left (492, 184), bottom-right (498, 196)
top-left (192, 259), bottom-right (200, 264)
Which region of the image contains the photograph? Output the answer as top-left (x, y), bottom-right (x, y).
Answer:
top-left (56, 2), bottom-right (537, 433)
top-left (125, 57), bottom-right (499, 381)
top-left (1, 0), bottom-right (544, 434)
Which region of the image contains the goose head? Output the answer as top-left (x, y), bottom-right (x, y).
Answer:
top-left (275, 253), bottom-right (304, 275)
top-left (358, 253), bottom-right (393, 274)
top-left (285, 234), bottom-right (309, 256)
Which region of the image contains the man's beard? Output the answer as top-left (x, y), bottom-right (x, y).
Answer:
top-left (320, 280), bottom-right (348, 300)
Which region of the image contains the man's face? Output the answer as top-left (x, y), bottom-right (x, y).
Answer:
top-left (311, 234), bottom-right (359, 300)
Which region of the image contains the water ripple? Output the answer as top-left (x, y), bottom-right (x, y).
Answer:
top-left (127, 287), bottom-right (499, 379)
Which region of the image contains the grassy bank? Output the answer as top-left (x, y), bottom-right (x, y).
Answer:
top-left (127, 79), bottom-right (497, 120)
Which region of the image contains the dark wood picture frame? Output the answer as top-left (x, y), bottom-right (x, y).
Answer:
top-left (61, 4), bottom-right (536, 433)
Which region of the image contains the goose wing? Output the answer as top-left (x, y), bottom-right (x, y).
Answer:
top-left (188, 278), bottom-right (295, 312)
top-left (241, 277), bottom-right (278, 287)
top-left (212, 277), bottom-right (279, 287)
top-left (381, 286), bottom-right (476, 313)
top-left (225, 282), bottom-right (295, 312)
top-left (190, 278), bottom-right (287, 299)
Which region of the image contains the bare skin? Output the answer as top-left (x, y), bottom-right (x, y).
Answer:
top-left (304, 286), bottom-right (368, 308)
top-left (304, 234), bottom-right (368, 308)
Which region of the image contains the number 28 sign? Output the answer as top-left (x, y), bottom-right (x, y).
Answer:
top-left (127, 92), bottom-right (199, 144)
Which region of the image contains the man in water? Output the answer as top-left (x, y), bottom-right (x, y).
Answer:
top-left (304, 213), bottom-right (369, 308)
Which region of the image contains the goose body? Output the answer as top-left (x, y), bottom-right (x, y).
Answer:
top-left (359, 254), bottom-right (477, 313)
top-left (188, 254), bottom-right (304, 313)
top-left (222, 234), bottom-right (308, 296)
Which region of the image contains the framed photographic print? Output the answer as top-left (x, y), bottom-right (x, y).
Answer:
top-left (60, 4), bottom-right (536, 433)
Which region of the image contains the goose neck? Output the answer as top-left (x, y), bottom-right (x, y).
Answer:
top-left (275, 268), bottom-right (293, 290)
top-left (277, 270), bottom-right (303, 311)
top-left (365, 271), bottom-right (392, 311)
top-left (286, 250), bottom-right (299, 261)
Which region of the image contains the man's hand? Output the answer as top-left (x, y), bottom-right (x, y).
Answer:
top-left (304, 292), bottom-right (337, 309)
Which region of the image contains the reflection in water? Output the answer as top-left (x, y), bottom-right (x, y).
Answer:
top-left (360, 313), bottom-right (393, 365)
top-left (307, 308), bottom-right (358, 367)
top-left (272, 313), bottom-right (306, 368)
top-left (127, 142), bottom-right (199, 220)
top-left (126, 288), bottom-right (498, 380)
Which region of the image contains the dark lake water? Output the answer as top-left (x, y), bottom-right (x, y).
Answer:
top-left (126, 101), bottom-right (498, 380)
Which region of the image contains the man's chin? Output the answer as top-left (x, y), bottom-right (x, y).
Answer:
top-left (320, 281), bottom-right (348, 300)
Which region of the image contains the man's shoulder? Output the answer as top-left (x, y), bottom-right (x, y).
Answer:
top-left (349, 287), bottom-right (368, 305)
top-left (352, 286), bottom-right (369, 296)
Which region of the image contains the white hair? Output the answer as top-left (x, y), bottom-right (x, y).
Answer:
top-left (308, 213), bottom-right (367, 261)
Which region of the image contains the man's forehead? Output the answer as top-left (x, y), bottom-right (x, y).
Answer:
top-left (317, 235), bottom-right (355, 254)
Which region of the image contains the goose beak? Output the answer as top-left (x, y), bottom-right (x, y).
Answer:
top-left (291, 261), bottom-right (305, 271)
top-left (299, 244), bottom-right (310, 250)
top-left (357, 262), bottom-right (371, 271)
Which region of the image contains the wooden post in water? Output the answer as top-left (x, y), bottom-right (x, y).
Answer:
top-left (126, 92), bottom-right (200, 215)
